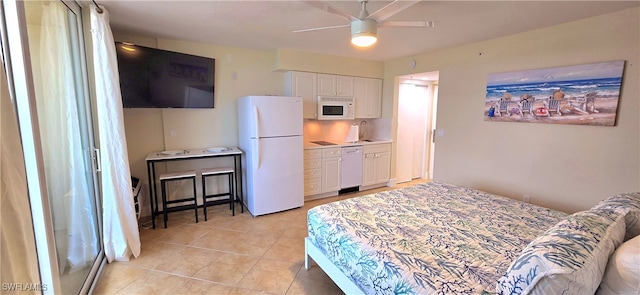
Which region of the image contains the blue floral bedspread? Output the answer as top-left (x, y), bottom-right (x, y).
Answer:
top-left (307, 182), bottom-right (567, 294)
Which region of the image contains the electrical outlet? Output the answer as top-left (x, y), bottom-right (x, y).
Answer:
top-left (523, 194), bottom-right (531, 203)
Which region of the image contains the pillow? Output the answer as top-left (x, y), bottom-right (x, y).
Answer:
top-left (497, 209), bottom-right (626, 295)
top-left (596, 234), bottom-right (640, 295)
top-left (592, 192), bottom-right (640, 241)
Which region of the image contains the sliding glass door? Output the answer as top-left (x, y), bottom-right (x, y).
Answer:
top-left (1, 0), bottom-right (104, 293)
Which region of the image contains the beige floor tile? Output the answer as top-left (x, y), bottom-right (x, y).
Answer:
top-left (189, 228), bottom-right (244, 249)
top-left (119, 242), bottom-right (187, 270)
top-left (92, 263), bottom-right (148, 294)
top-left (153, 246), bottom-right (220, 277)
top-left (192, 264), bottom-right (250, 286)
top-left (172, 279), bottom-right (234, 295)
top-left (192, 230), bottom-right (271, 256)
top-left (229, 287), bottom-right (277, 295)
top-left (94, 179), bottom-right (431, 295)
top-left (113, 268), bottom-right (190, 295)
top-left (263, 237), bottom-right (306, 264)
top-left (156, 224), bottom-right (211, 245)
top-left (237, 259), bottom-right (301, 294)
top-left (280, 226), bottom-right (308, 240)
top-left (192, 253), bottom-right (258, 285)
top-left (286, 265), bottom-right (342, 295)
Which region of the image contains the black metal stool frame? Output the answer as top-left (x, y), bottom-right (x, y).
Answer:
top-left (201, 170), bottom-right (235, 220)
top-left (160, 174), bottom-right (198, 228)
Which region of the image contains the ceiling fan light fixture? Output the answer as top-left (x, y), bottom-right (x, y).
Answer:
top-left (351, 19), bottom-right (377, 47)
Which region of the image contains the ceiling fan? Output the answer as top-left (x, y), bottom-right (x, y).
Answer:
top-left (295, 0), bottom-right (434, 47)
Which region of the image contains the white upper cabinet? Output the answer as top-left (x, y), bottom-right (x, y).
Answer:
top-left (354, 77), bottom-right (382, 118)
top-left (317, 74), bottom-right (354, 97)
top-left (286, 71), bottom-right (318, 119)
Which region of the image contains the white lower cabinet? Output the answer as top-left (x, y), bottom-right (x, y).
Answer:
top-left (304, 147), bottom-right (341, 197)
top-left (304, 150), bottom-right (322, 196)
top-left (362, 143), bottom-right (391, 186)
top-left (321, 148), bottom-right (341, 193)
top-left (305, 143), bottom-right (390, 199)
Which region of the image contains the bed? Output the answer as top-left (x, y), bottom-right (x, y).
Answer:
top-left (305, 181), bottom-right (640, 295)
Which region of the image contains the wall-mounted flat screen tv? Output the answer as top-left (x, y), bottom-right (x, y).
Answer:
top-left (115, 42), bottom-right (215, 108)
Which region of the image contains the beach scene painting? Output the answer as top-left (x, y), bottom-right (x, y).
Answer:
top-left (485, 60), bottom-right (624, 126)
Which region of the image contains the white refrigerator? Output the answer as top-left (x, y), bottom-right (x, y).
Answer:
top-left (237, 96), bottom-right (304, 216)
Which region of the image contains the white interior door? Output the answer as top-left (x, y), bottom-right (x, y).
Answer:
top-left (397, 82), bottom-right (429, 183)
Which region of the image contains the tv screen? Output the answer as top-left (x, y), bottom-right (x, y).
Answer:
top-left (115, 42), bottom-right (215, 108)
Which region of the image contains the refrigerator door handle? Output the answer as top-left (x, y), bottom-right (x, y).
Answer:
top-left (253, 106), bottom-right (260, 138)
top-left (255, 139), bottom-right (260, 169)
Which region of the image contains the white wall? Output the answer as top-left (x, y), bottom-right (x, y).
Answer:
top-left (112, 31), bottom-right (383, 216)
top-left (384, 7), bottom-right (640, 213)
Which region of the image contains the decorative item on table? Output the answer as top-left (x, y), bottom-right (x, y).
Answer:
top-left (158, 149), bottom-right (187, 156)
top-left (205, 147), bottom-right (228, 153)
top-left (345, 124), bottom-right (359, 143)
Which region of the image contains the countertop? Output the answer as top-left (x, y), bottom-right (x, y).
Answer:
top-left (304, 139), bottom-right (392, 150)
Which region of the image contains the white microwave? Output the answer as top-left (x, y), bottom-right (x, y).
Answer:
top-left (317, 96), bottom-right (355, 120)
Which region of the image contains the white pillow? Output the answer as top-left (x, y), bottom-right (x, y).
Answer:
top-left (596, 235), bottom-right (640, 295)
top-left (496, 209), bottom-right (627, 295)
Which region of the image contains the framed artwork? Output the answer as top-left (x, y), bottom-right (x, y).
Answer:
top-left (484, 60), bottom-right (624, 126)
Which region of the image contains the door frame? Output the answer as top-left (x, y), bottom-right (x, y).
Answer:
top-left (395, 72), bottom-right (439, 182)
top-left (0, 1), bottom-right (105, 293)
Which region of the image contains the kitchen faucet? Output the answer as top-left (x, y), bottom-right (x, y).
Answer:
top-left (359, 120), bottom-right (367, 139)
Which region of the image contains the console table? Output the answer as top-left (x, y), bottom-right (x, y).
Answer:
top-left (145, 147), bottom-right (243, 229)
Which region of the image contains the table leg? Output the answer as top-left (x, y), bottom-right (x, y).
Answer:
top-left (235, 154), bottom-right (244, 213)
top-left (147, 161), bottom-right (155, 229)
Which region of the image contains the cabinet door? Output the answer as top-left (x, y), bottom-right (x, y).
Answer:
top-left (368, 78), bottom-right (382, 118)
top-left (362, 153), bottom-right (377, 186)
top-left (375, 152), bottom-right (391, 184)
top-left (305, 178), bottom-right (322, 196)
top-left (336, 75), bottom-right (354, 96)
top-left (354, 77), bottom-right (382, 118)
top-left (321, 157), bottom-right (341, 192)
top-left (289, 72), bottom-right (318, 119)
top-left (354, 77), bottom-right (369, 118)
top-left (317, 73), bottom-right (336, 96)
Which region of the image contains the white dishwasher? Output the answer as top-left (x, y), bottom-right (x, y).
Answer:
top-left (341, 146), bottom-right (363, 190)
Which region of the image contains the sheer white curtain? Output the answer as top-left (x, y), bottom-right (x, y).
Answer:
top-left (0, 53), bottom-right (40, 287)
top-left (38, 1), bottom-right (99, 272)
top-left (90, 5), bottom-right (141, 262)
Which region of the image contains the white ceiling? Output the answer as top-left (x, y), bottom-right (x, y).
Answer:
top-left (103, 0), bottom-right (639, 62)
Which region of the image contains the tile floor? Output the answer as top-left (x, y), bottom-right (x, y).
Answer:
top-left (93, 179), bottom-right (429, 295)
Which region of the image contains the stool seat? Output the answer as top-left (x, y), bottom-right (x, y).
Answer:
top-left (202, 167), bottom-right (234, 176)
top-left (159, 170), bottom-right (196, 180)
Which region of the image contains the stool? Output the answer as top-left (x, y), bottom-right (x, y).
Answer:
top-left (159, 170), bottom-right (197, 228)
top-left (201, 167), bottom-right (235, 220)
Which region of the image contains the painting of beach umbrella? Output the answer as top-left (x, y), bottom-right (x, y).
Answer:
top-left (484, 60), bottom-right (624, 126)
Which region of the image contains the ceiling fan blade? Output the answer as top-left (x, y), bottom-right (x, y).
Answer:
top-left (300, 1), bottom-right (356, 21)
top-left (369, 0), bottom-right (421, 22)
top-left (378, 20), bottom-right (434, 28)
top-left (293, 24), bottom-right (350, 33)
